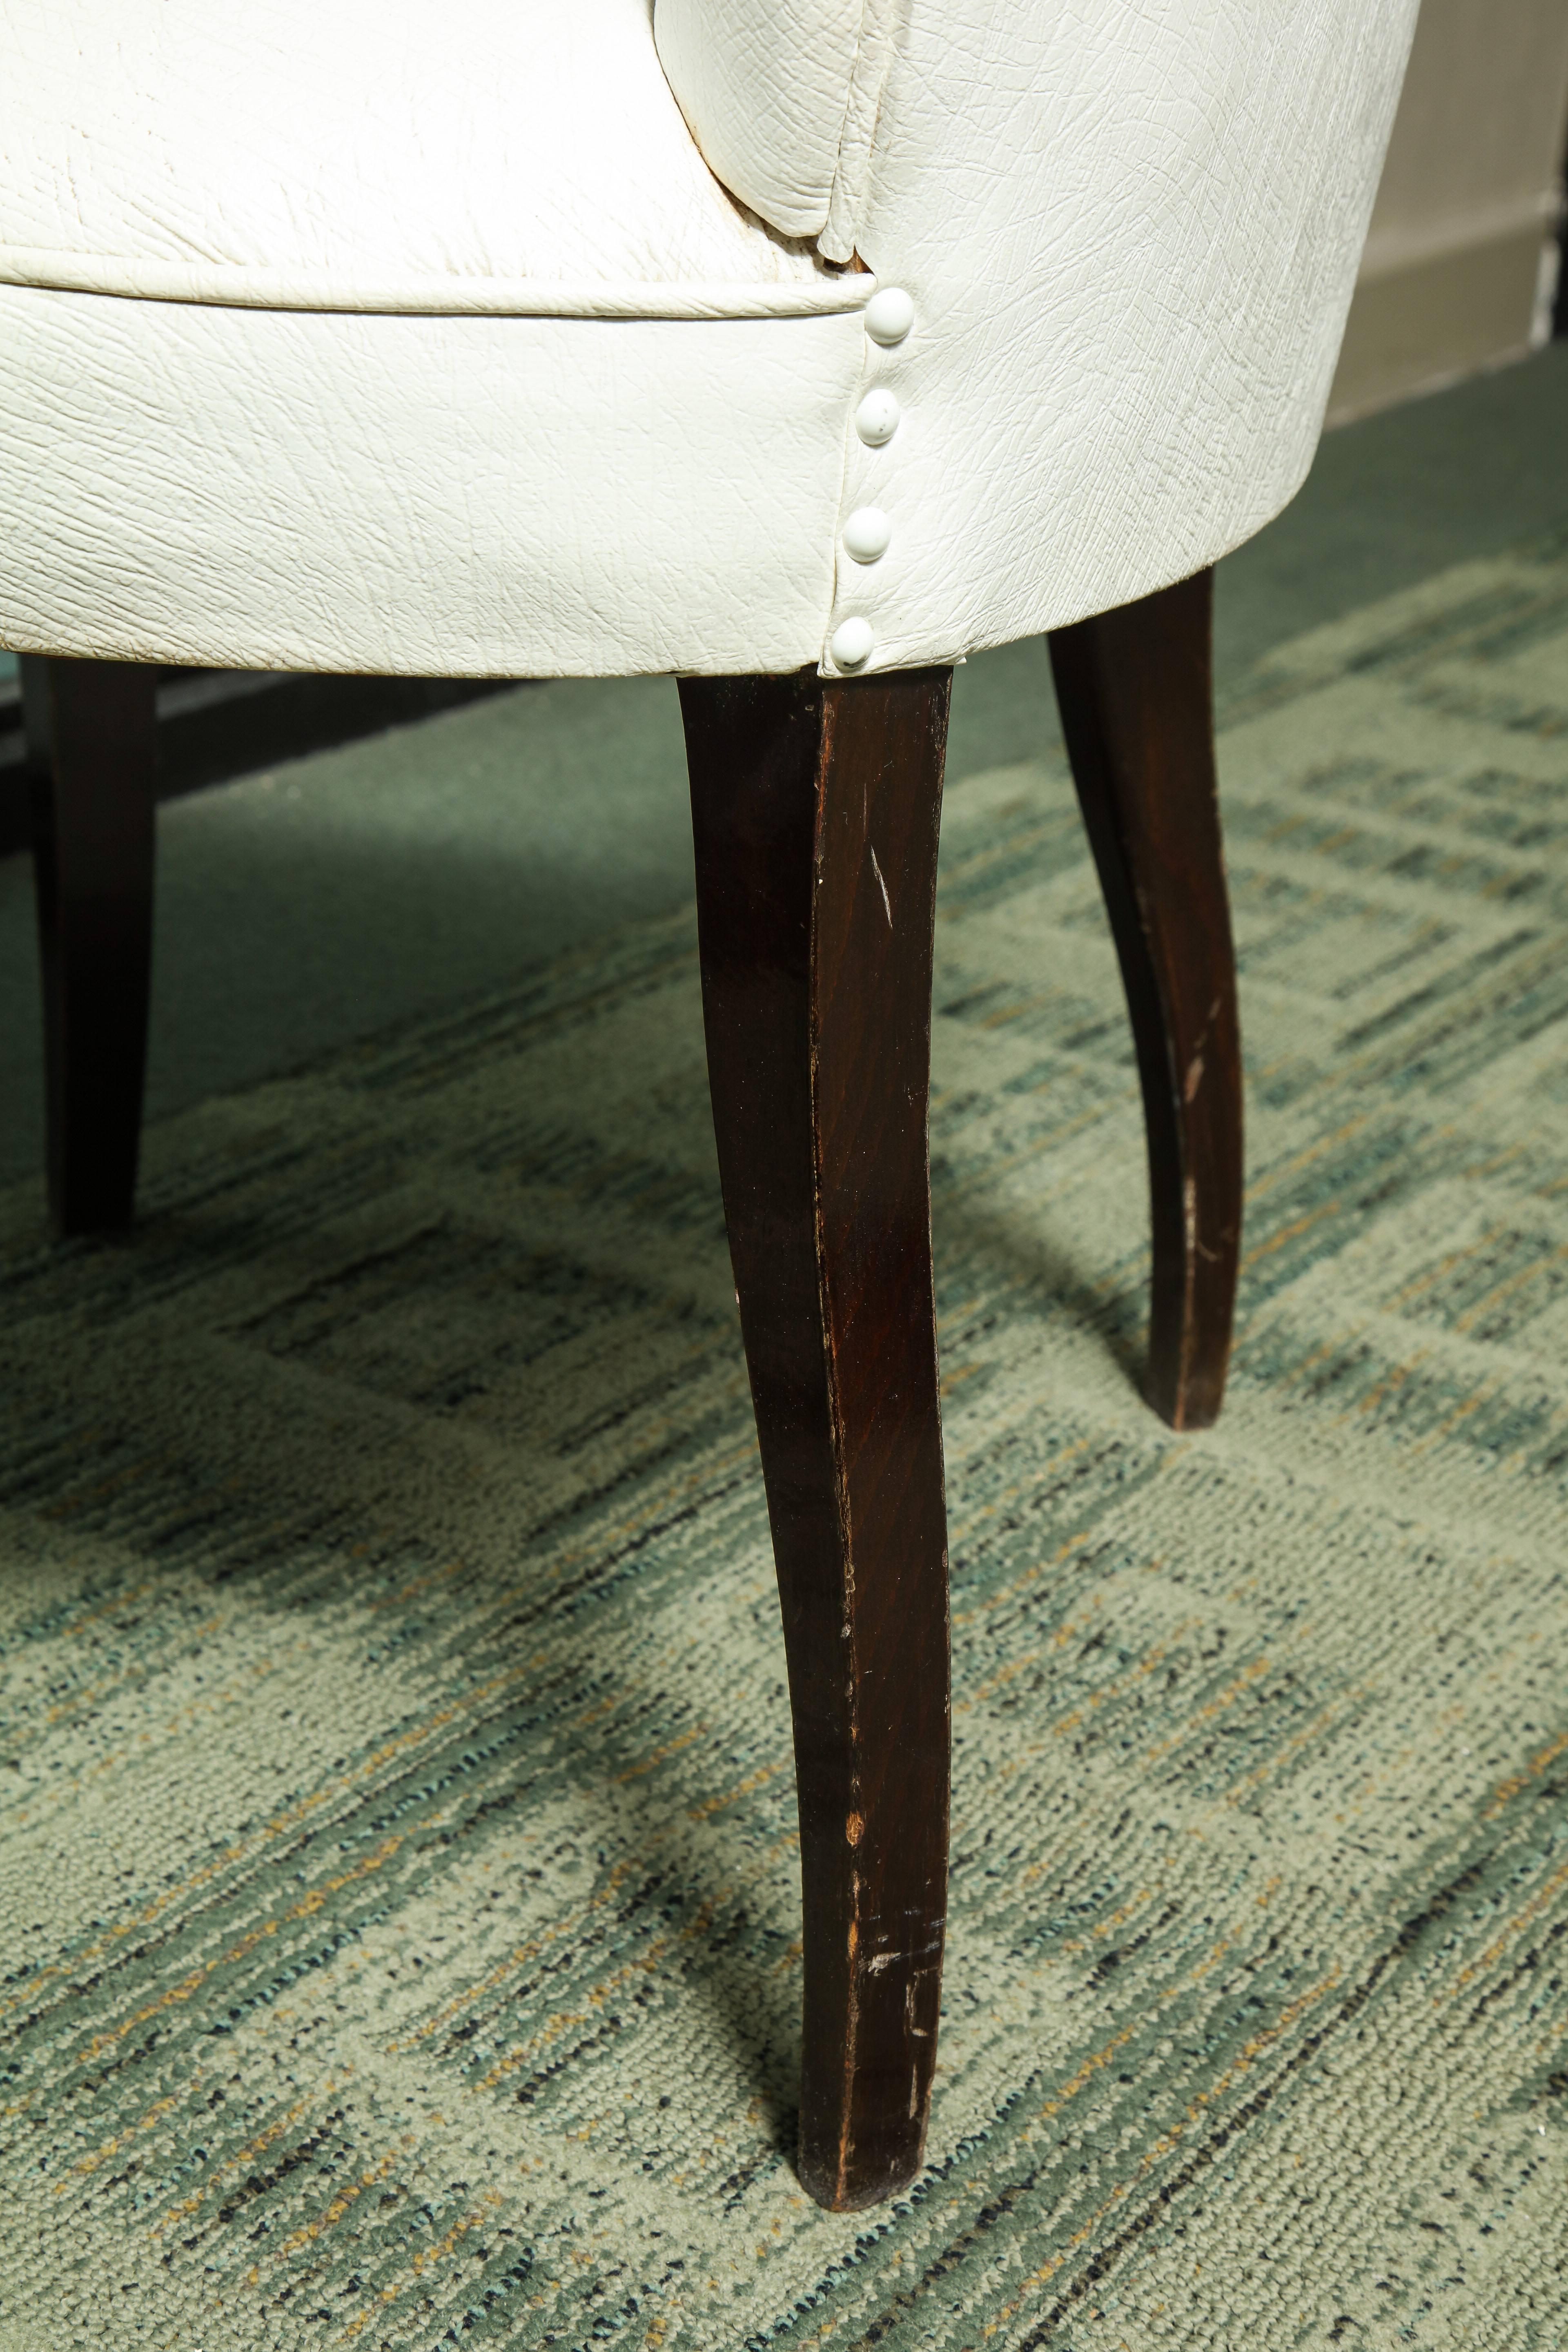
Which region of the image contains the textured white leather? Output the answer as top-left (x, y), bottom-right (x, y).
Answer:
top-left (654, 0), bottom-right (900, 257)
top-left (0, 0), bottom-right (1420, 681)
top-left (820, 0), bottom-right (1422, 673)
top-left (0, 0), bottom-right (829, 297)
top-left (0, 289), bottom-right (858, 677)
top-left (817, 0), bottom-right (901, 266)
top-left (654, 0), bottom-right (860, 241)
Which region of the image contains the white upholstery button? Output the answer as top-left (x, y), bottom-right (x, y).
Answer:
top-left (842, 506), bottom-right (892, 564)
top-left (855, 388), bottom-right (900, 447)
top-left (831, 617), bottom-right (875, 670)
top-left (864, 287), bottom-right (915, 347)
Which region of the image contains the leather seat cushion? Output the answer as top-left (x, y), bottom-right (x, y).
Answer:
top-left (1, 0), bottom-right (826, 302)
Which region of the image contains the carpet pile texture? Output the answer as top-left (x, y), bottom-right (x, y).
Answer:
top-left (4, 540), bottom-right (1568, 2349)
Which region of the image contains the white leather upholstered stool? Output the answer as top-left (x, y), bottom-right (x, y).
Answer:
top-left (0, 0), bottom-right (1419, 2209)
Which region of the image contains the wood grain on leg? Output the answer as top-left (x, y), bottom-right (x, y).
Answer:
top-left (1048, 568), bottom-right (1242, 1430)
top-left (22, 655), bottom-right (158, 1237)
top-left (681, 666), bottom-right (951, 2213)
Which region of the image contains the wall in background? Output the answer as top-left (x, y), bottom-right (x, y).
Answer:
top-left (1327, 0), bottom-right (1568, 423)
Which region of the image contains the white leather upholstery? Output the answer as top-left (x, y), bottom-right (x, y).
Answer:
top-left (654, 0), bottom-right (900, 259)
top-left (0, 0), bottom-right (1420, 680)
top-left (1, 0), bottom-right (830, 301)
top-left (820, 0), bottom-right (1423, 670)
top-left (1, 290), bottom-right (860, 677)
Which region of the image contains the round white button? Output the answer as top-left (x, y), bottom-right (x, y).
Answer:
top-left (842, 506), bottom-right (892, 564)
top-left (855, 388), bottom-right (901, 447)
top-left (864, 287), bottom-right (915, 347)
top-left (831, 617), bottom-right (875, 670)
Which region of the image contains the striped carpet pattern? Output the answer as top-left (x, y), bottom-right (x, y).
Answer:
top-left (3, 542), bottom-right (1568, 2350)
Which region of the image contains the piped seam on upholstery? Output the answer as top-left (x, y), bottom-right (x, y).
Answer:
top-left (0, 249), bottom-right (875, 321)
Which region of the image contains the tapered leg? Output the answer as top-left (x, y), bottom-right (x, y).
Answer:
top-left (22, 655), bottom-right (158, 1236)
top-left (681, 666), bottom-right (951, 2213)
top-left (1048, 568), bottom-right (1242, 1431)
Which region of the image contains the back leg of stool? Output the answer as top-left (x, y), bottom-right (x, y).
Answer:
top-left (22, 655), bottom-right (158, 1238)
top-left (1049, 568), bottom-right (1243, 1430)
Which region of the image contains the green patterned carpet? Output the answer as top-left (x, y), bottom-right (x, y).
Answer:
top-left (4, 542), bottom-right (1568, 2350)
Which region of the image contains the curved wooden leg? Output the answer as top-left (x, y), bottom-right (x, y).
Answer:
top-left (681, 666), bottom-right (951, 2213)
top-left (1048, 568), bottom-right (1242, 1431)
top-left (22, 655), bottom-right (158, 1237)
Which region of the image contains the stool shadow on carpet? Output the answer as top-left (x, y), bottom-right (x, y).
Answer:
top-left (933, 1190), bottom-right (1150, 1398)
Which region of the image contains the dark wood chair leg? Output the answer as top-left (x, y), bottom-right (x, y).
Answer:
top-left (21, 655), bottom-right (158, 1238)
top-left (1048, 567), bottom-right (1242, 1431)
top-left (681, 665), bottom-right (951, 2213)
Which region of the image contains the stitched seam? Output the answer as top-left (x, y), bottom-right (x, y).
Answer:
top-left (820, 0), bottom-right (902, 263)
top-left (823, 0), bottom-right (874, 232)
